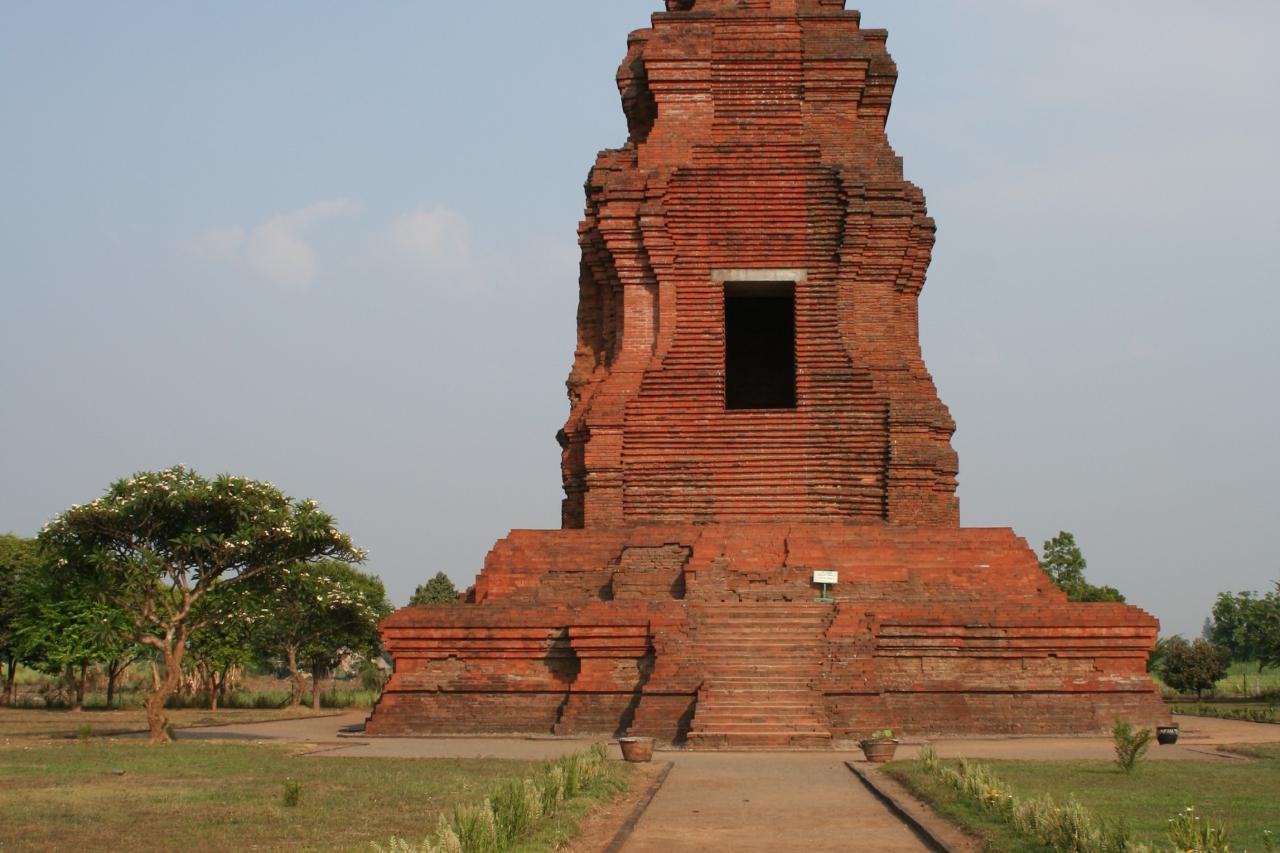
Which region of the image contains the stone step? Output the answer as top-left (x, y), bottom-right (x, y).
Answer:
top-left (696, 645), bottom-right (824, 650)
top-left (703, 672), bottom-right (823, 678)
top-left (696, 704), bottom-right (823, 715)
top-left (701, 662), bottom-right (823, 669)
top-left (703, 678), bottom-right (816, 687)
top-left (694, 713), bottom-right (827, 726)
top-left (697, 624), bottom-right (829, 632)
top-left (698, 612), bottom-right (827, 618)
top-left (686, 730), bottom-right (833, 750)
top-left (702, 655), bottom-right (822, 663)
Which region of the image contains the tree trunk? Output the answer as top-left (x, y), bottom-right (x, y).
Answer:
top-left (105, 660), bottom-right (121, 710)
top-left (1, 655), bottom-right (15, 707)
top-left (310, 661), bottom-right (325, 712)
top-left (145, 635), bottom-right (186, 744)
top-left (66, 664), bottom-right (83, 712)
top-left (285, 646), bottom-right (304, 708)
top-left (76, 662), bottom-right (88, 711)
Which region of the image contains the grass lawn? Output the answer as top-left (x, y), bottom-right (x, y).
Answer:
top-left (0, 738), bottom-right (629, 851)
top-left (0, 706), bottom-right (335, 741)
top-left (885, 746), bottom-right (1280, 851)
top-left (883, 764), bottom-right (1053, 853)
top-left (1156, 660), bottom-right (1280, 700)
top-left (1216, 662), bottom-right (1280, 696)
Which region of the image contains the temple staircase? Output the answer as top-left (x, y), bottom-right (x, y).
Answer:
top-left (686, 601), bottom-right (835, 749)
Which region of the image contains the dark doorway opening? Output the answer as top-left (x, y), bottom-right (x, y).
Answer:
top-left (725, 281), bottom-right (796, 410)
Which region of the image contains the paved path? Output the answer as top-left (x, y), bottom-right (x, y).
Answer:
top-left (620, 752), bottom-right (928, 853)
top-left (177, 711), bottom-right (604, 760)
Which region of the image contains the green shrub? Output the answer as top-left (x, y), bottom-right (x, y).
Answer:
top-left (1112, 721), bottom-right (1152, 774)
top-left (1167, 806), bottom-right (1230, 852)
top-left (1171, 702), bottom-right (1279, 724)
top-left (489, 780), bottom-right (535, 847)
top-left (540, 765), bottom-right (565, 816)
top-left (282, 779), bottom-right (301, 808)
top-left (450, 802), bottom-right (498, 853)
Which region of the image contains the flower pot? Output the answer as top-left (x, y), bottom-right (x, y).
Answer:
top-left (619, 736), bottom-right (655, 762)
top-left (1156, 725), bottom-right (1179, 746)
top-left (859, 739), bottom-right (899, 764)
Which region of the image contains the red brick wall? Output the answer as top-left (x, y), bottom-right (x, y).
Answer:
top-left (563, 1), bottom-right (957, 529)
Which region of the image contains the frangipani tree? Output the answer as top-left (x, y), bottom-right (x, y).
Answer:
top-left (188, 587), bottom-right (258, 710)
top-left (247, 560), bottom-right (390, 710)
top-left (38, 466), bottom-right (362, 742)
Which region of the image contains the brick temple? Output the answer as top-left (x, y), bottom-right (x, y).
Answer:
top-left (366, 0), bottom-right (1167, 747)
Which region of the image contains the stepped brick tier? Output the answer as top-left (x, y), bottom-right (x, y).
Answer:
top-left (366, 0), bottom-right (1168, 747)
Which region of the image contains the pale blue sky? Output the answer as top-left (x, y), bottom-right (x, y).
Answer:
top-left (2, 2), bottom-right (1277, 638)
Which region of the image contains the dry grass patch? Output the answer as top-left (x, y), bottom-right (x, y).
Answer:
top-left (0, 738), bottom-right (546, 852)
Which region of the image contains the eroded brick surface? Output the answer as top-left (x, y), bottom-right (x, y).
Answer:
top-left (366, 1), bottom-right (1167, 746)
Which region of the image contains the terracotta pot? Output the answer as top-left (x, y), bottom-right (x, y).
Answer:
top-left (860, 739), bottom-right (899, 763)
top-left (1156, 725), bottom-right (1179, 745)
top-left (619, 736), bottom-right (655, 762)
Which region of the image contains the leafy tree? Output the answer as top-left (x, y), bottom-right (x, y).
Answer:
top-left (1209, 590), bottom-right (1273, 662)
top-left (1159, 636), bottom-right (1231, 698)
top-left (410, 572), bottom-right (459, 605)
top-left (1039, 531), bottom-right (1126, 603)
top-left (187, 587), bottom-right (257, 710)
top-left (248, 561), bottom-right (391, 710)
top-left (1147, 636), bottom-right (1172, 674)
top-left (38, 467), bottom-right (362, 742)
top-left (14, 566), bottom-right (139, 710)
top-left (0, 535), bottom-right (40, 706)
top-left (1255, 583), bottom-right (1280, 672)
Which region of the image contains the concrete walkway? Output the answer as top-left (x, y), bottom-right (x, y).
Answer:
top-left (175, 712), bottom-right (1280, 762)
top-left (620, 751), bottom-right (928, 852)
top-left (178, 711), bottom-right (604, 760)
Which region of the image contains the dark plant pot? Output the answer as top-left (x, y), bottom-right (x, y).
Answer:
top-left (860, 739), bottom-right (899, 764)
top-left (1156, 725), bottom-right (1179, 745)
top-left (619, 736), bottom-right (655, 762)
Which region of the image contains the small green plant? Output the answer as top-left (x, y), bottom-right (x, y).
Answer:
top-left (282, 778), bottom-right (301, 808)
top-left (866, 728), bottom-right (895, 740)
top-left (915, 745), bottom-right (941, 774)
top-left (1167, 806), bottom-right (1230, 852)
top-left (489, 779), bottom-right (536, 847)
top-left (1112, 720), bottom-right (1152, 774)
top-left (370, 744), bottom-right (616, 853)
top-left (76, 723), bottom-right (94, 743)
top-left (450, 801), bottom-right (498, 853)
top-left (1262, 827), bottom-right (1275, 852)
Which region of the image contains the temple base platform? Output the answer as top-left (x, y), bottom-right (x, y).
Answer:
top-left (365, 524), bottom-right (1168, 747)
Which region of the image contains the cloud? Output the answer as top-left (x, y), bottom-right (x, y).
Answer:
top-left (388, 204), bottom-right (472, 279)
top-left (190, 199), bottom-right (356, 288)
